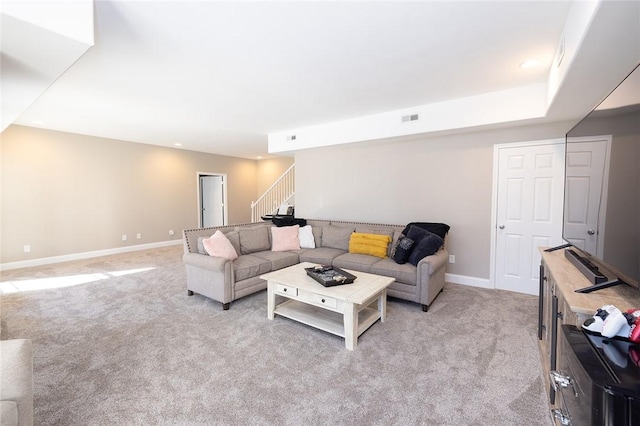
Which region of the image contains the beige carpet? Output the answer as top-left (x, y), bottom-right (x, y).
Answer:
top-left (1, 245), bottom-right (552, 425)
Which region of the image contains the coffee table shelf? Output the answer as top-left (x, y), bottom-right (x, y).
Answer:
top-left (275, 299), bottom-right (380, 338)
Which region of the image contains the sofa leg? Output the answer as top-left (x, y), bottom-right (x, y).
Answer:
top-left (422, 304), bottom-right (429, 312)
top-left (187, 290), bottom-right (194, 296)
top-left (222, 303), bottom-right (230, 310)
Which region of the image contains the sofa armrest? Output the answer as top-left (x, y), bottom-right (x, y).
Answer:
top-left (415, 248), bottom-right (448, 309)
top-left (183, 252), bottom-right (230, 270)
top-left (417, 248), bottom-right (448, 276)
top-left (183, 253), bottom-right (235, 305)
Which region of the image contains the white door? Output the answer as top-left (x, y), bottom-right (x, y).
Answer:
top-left (494, 141), bottom-right (565, 295)
top-left (199, 174), bottom-right (225, 228)
top-left (563, 137), bottom-right (609, 257)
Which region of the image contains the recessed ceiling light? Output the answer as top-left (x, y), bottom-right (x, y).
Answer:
top-left (31, 120), bottom-right (44, 125)
top-left (257, 156), bottom-right (263, 160)
top-left (519, 59), bottom-right (540, 69)
top-left (174, 143), bottom-right (182, 147)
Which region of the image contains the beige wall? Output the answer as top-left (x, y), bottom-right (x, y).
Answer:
top-left (0, 125), bottom-right (260, 263)
top-left (2, 120), bottom-right (575, 279)
top-left (256, 156), bottom-right (294, 196)
top-left (295, 121), bottom-right (574, 281)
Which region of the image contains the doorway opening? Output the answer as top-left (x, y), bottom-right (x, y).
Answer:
top-left (198, 173), bottom-right (227, 228)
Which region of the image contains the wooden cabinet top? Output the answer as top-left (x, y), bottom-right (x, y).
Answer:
top-left (540, 248), bottom-right (640, 315)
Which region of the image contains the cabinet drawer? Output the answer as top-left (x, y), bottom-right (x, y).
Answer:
top-left (275, 284), bottom-right (298, 297)
top-left (311, 294), bottom-right (337, 309)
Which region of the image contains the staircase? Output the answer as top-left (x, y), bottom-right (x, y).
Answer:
top-left (251, 164), bottom-right (295, 222)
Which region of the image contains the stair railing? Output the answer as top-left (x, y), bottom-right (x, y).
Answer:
top-left (251, 164), bottom-right (295, 222)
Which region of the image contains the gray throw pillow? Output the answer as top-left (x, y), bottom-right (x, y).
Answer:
top-left (321, 225), bottom-right (354, 251)
top-left (311, 226), bottom-right (323, 247)
top-left (239, 226), bottom-right (271, 254)
top-left (225, 231), bottom-right (241, 255)
top-left (196, 237), bottom-right (207, 255)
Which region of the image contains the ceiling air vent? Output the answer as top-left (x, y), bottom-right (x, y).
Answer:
top-left (286, 135), bottom-right (297, 141)
top-left (402, 114), bottom-right (419, 122)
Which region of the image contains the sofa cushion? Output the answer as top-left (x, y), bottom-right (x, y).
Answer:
top-left (298, 225), bottom-right (316, 249)
top-left (233, 254), bottom-right (272, 281)
top-left (389, 230), bottom-right (402, 255)
top-left (311, 226), bottom-right (323, 247)
top-left (355, 226), bottom-right (394, 238)
top-left (321, 225), bottom-right (354, 250)
top-left (299, 247), bottom-right (346, 265)
top-left (251, 251), bottom-right (299, 271)
top-left (332, 253), bottom-right (381, 273)
top-left (407, 230), bottom-right (444, 266)
top-left (225, 230), bottom-right (241, 255)
top-left (370, 258), bottom-right (418, 285)
top-left (304, 221), bottom-right (326, 247)
top-left (198, 231), bottom-right (240, 255)
top-left (202, 230), bottom-right (239, 260)
top-left (196, 237), bottom-right (207, 255)
top-left (271, 225), bottom-right (300, 251)
top-left (348, 233), bottom-right (391, 258)
top-left (239, 226), bottom-right (271, 254)
top-left (392, 236), bottom-right (414, 264)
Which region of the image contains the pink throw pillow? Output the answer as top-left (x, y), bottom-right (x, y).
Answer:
top-left (202, 230), bottom-right (239, 260)
top-left (271, 225), bottom-right (300, 251)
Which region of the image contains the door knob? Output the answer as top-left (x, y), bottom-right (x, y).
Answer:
top-left (498, 225), bottom-right (505, 229)
top-left (587, 229), bottom-right (595, 235)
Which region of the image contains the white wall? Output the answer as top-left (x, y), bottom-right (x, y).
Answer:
top-left (295, 121), bottom-right (574, 282)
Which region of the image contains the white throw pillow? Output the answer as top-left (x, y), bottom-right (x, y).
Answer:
top-left (202, 230), bottom-right (239, 260)
top-left (298, 225), bottom-right (315, 249)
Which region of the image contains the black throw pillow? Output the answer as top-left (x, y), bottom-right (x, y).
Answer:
top-left (402, 222), bottom-right (450, 239)
top-left (392, 236), bottom-right (414, 264)
top-left (405, 224), bottom-right (430, 244)
top-left (407, 231), bottom-right (444, 266)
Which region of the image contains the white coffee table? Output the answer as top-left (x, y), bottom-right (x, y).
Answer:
top-left (261, 262), bottom-right (395, 350)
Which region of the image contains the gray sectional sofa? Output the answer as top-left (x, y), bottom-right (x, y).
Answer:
top-left (182, 219), bottom-right (449, 312)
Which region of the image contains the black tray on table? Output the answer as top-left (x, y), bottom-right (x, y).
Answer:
top-left (305, 265), bottom-right (357, 287)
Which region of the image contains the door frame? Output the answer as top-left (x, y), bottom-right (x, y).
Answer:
top-left (197, 172), bottom-right (228, 228)
top-left (489, 138), bottom-right (565, 289)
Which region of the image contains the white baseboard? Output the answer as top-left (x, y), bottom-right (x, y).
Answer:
top-left (0, 240), bottom-right (183, 272)
top-left (445, 273), bottom-right (493, 289)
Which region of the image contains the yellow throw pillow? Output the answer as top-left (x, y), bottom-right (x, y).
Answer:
top-left (348, 233), bottom-right (391, 258)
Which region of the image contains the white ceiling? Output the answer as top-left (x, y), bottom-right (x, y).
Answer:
top-left (5, 0), bottom-right (633, 159)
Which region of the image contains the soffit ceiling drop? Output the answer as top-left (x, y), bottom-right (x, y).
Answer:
top-left (5, 1), bottom-right (597, 159)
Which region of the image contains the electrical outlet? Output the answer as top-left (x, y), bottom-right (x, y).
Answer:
top-left (23, 245), bottom-right (31, 253)
top-left (122, 234), bottom-right (127, 241)
top-left (449, 255), bottom-right (455, 264)
top-left (136, 233), bottom-right (142, 240)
